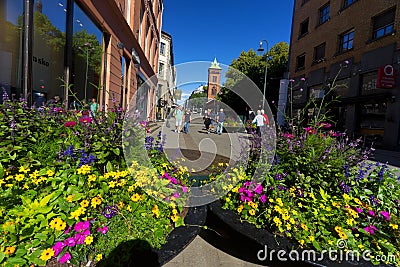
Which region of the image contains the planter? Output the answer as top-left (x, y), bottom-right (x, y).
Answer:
top-left (206, 200), bottom-right (386, 267)
top-left (223, 126), bottom-right (246, 133)
top-left (97, 205), bottom-right (207, 267)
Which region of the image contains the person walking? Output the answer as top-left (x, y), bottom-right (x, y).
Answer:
top-left (261, 109), bottom-right (270, 126)
top-left (203, 110), bottom-right (212, 134)
top-left (183, 108), bottom-right (192, 134)
top-left (89, 98), bottom-right (99, 117)
top-left (252, 110), bottom-right (266, 137)
top-left (215, 108), bottom-right (226, 135)
top-left (174, 105), bottom-right (183, 133)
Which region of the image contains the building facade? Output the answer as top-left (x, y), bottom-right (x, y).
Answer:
top-left (0, 0), bottom-right (163, 119)
top-left (156, 31), bottom-right (176, 120)
top-left (289, 0), bottom-right (400, 149)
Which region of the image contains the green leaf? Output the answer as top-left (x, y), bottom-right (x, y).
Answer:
top-left (106, 161), bottom-right (113, 172)
top-left (39, 193), bottom-right (54, 207)
top-left (0, 252), bottom-right (5, 263)
top-left (112, 148), bottom-right (120, 156)
top-left (7, 257), bottom-right (27, 265)
top-left (0, 163), bottom-right (3, 179)
top-left (34, 232), bottom-right (48, 241)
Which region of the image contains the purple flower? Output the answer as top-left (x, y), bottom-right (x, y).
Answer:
top-left (300, 77), bottom-right (306, 81)
top-left (59, 252), bottom-right (72, 264)
top-left (254, 184), bottom-right (263, 194)
top-left (182, 185), bottom-right (188, 193)
top-left (75, 233), bottom-right (87, 245)
top-left (354, 207), bottom-right (363, 213)
top-left (102, 205), bottom-right (119, 219)
top-left (344, 60), bottom-right (349, 65)
top-left (380, 211), bottom-right (390, 221)
top-left (274, 173), bottom-right (283, 181)
top-left (65, 237), bottom-right (76, 247)
top-left (259, 194), bottom-right (267, 203)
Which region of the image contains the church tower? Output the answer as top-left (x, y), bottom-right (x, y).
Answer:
top-left (207, 57), bottom-right (221, 99)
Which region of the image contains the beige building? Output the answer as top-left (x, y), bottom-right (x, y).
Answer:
top-left (289, 0), bottom-right (400, 149)
top-left (157, 31), bottom-right (176, 120)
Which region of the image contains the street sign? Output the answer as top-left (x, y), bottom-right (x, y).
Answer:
top-left (377, 64), bottom-right (397, 89)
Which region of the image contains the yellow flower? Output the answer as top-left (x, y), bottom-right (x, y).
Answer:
top-left (269, 198), bottom-right (274, 203)
top-left (237, 204), bottom-right (244, 213)
top-left (84, 235), bottom-right (94, 245)
top-left (250, 202), bottom-right (258, 209)
top-left (128, 185), bottom-right (135, 192)
top-left (152, 205), bottom-right (160, 218)
top-left (338, 231), bottom-right (348, 240)
top-left (389, 224), bottom-right (398, 230)
top-left (334, 226), bottom-right (342, 233)
top-left (66, 195), bottom-right (74, 202)
top-left (108, 181), bottom-right (116, 188)
top-left (95, 254), bottom-right (103, 261)
top-left (353, 198), bottom-right (362, 205)
top-left (46, 170), bottom-right (55, 177)
top-left (249, 209), bottom-right (256, 216)
top-left (88, 174), bottom-right (96, 182)
top-left (172, 209), bottom-right (178, 215)
top-left (346, 218), bottom-right (355, 226)
top-left (91, 197), bottom-right (102, 208)
top-left (289, 218), bottom-right (295, 224)
top-left (171, 215), bottom-right (179, 222)
top-left (225, 197), bottom-right (230, 202)
top-left (4, 246), bottom-right (16, 255)
top-left (19, 166), bottom-right (30, 174)
top-left (343, 193), bottom-right (351, 201)
top-left (126, 205), bottom-right (132, 212)
top-left (40, 248), bottom-right (55, 261)
top-left (49, 218), bottom-right (66, 231)
top-left (301, 223), bottom-right (308, 231)
top-left (328, 240), bottom-right (334, 245)
top-left (273, 217), bottom-right (282, 226)
top-left (80, 200), bottom-right (89, 208)
top-left (298, 203), bottom-right (303, 208)
top-left (15, 174), bottom-right (24, 182)
top-left (299, 240), bottom-right (305, 246)
top-left (358, 244), bottom-right (364, 250)
top-left (117, 201), bottom-right (125, 209)
top-left (291, 209), bottom-right (297, 216)
top-left (77, 165), bottom-right (91, 175)
top-left (332, 201), bottom-right (340, 208)
top-left (309, 236), bottom-right (315, 242)
top-left (286, 224), bottom-right (291, 230)
top-left (131, 193), bottom-right (141, 202)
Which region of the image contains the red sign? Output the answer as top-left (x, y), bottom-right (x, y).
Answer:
top-left (377, 64), bottom-right (397, 89)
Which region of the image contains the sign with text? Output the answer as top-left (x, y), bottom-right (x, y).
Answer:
top-left (377, 64), bottom-right (397, 89)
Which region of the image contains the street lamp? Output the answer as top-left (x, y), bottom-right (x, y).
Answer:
top-left (257, 40), bottom-right (269, 110)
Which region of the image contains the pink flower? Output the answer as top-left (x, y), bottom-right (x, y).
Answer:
top-left (74, 221), bottom-right (90, 233)
top-left (344, 60), bottom-right (349, 65)
top-left (65, 237), bottom-right (76, 247)
top-left (364, 225), bottom-right (378, 235)
top-left (79, 116), bottom-right (92, 124)
top-left (319, 122), bottom-right (332, 128)
top-left (289, 79), bottom-right (295, 82)
top-left (75, 233), bottom-right (86, 245)
top-left (173, 192), bottom-right (180, 199)
top-left (304, 127), bottom-right (316, 134)
top-left (283, 133), bottom-right (293, 139)
top-left (300, 77), bottom-right (306, 81)
top-left (52, 241), bottom-right (65, 257)
top-left (59, 252), bottom-right (72, 264)
top-left (380, 211), bottom-right (390, 221)
top-left (368, 210), bottom-right (375, 217)
top-left (182, 186), bottom-right (188, 193)
top-left (64, 121), bottom-right (77, 127)
top-left (259, 195), bottom-right (267, 203)
top-left (254, 184), bottom-right (263, 194)
top-left (97, 226), bottom-right (109, 235)
top-left (354, 207), bottom-right (363, 213)
top-left (64, 226), bottom-right (72, 234)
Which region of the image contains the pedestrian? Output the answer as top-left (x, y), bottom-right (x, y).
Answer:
top-left (35, 93), bottom-right (46, 108)
top-left (215, 108), bottom-right (226, 135)
top-left (252, 110), bottom-right (266, 137)
top-left (174, 105), bottom-right (183, 133)
top-left (89, 97), bottom-right (99, 117)
top-left (203, 111), bottom-right (211, 134)
top-left (183, 108), bottom-right (192, 134)
top-left (261, 109), bottom-right (270, 126)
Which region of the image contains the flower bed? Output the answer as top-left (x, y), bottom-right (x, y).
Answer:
top-left (219, 123), bottom-right (400, 266)
top-left (0, 93), bottom-right (198, 267)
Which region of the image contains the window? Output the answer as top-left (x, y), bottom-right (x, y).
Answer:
top-left (299, 18), bottom-right (309, 37)
top-left (339, 29), bottom-right (354, 53)
top-left (211, 86), bottom-right (216, 95)
top-left (160, 42), bottom-right (165, 55)
top-left (212, 76), bottom-right (217, 83)
top-left (158, 62), bottom-right (164, 76)
top-left (343, 0), bottom-right (358, 8)
top-left (314, 43), bottom-right (326, 62)
top-left (296, 54), bottom-right (306, 70)
top-left (372, 8), bottom-right (395, 39)
top-left (319, 3), bottom-right (330, 25)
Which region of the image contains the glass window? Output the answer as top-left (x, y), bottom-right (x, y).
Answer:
top-left (158, 62), bottom-right (164, 76)
top-left (160, 42), bottom-right (165, 55)
top-left (0, 0), bottom-right (24, 101)
top-left (372, 8), bottom-right (395, 39)
top-left (71, 2), bottom-right (103, 104)
top-left (212, 76), bottom-right (217, 83)
top-left (319, 3), bottom-right (330, 24)
top-left (32, 0), bottom-right (66, 106)
top-left (339, 29), bottom-right (354, 53)
top-left (299, 18), bottom-right (309, 37)
top-left (296, 54), bottom-right (306, 70)
top-left (343, 0), bottom-right (358, 8)
top-left (314, 43), bottom-right (326, 62)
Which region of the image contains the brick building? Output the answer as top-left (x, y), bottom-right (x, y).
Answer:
top-left (288, 0), bottom-right (400, 149)
top-left (0, 0), bottom-right (163, 119)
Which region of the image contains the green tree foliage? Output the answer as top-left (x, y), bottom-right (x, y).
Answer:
top-left (218, 42), bottom-right (289, 116)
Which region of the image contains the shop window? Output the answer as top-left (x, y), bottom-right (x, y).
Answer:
top-left (0, 0), bottom-right (24, 101)
top-left (32, 0), bottom-right (67, 106)
top-left (71, 2), bottom-right (103, 104)
top-left (372, 7), bottom-right (395, 40)
top-left (361, 72), bottom-right (378, 95)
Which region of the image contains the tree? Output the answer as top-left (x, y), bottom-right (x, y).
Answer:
top-left (218, 42), bottom-right (289, 116)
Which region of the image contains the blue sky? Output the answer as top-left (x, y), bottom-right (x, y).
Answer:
top-left (162, 0), bottom-right (295, 103)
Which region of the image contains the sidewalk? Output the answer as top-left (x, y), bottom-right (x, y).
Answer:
top-left (369, 148), bottom-right (400, 167)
